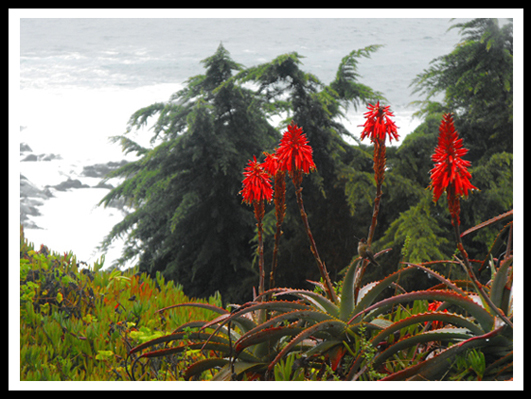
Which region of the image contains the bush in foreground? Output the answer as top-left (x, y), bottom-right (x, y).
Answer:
top-left (129, 113), bottom-right (513, 381)
top-left (20, 225), bottom-right (222, 381)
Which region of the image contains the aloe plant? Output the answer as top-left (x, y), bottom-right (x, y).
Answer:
top-left (126, 209), bottom-right (512, 381)
top-left (349, 211), bottom-right (513, 381)
top-left (125, 112), bottom-right (513, 381)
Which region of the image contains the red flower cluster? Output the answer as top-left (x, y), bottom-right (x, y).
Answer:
top-left (262, 151), bottom-right (281, 178)
top-left (429, 113), bottom-right (477, 204)
top-left (426, 301), bottom-right (448, 330)
top-left (360, 101), bottom-right (399, 143)
top-left (241, 122), bottom-right (315, 205)
top-left (240, 156), bottom-right (273, 205)
top-left (276, 122), bottom-right (316, 175)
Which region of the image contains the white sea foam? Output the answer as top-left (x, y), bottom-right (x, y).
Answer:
top-left (24, 187), bottom-right (131, 267)
top-left (20, 84), bottom-right (179, 268)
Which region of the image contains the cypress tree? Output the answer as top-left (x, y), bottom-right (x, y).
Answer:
top-left (100, 44), bottom-right (278, 303)
top-left (410, 18), bottom-right (513, 163)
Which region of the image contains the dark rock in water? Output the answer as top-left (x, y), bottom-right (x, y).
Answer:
top-left (49, 178), bottom-right (89, 192)
top-left (20, 175), bottom-right (54, 199)
top-left (41, 153), bottom-right (63, 161)
top-left (20, 141), bottom-right (61, 161)
top-left (20, 156), bottom-right (130, 230)
top-left (94, 181), bottom-right (115, 190)
top-left (20, 143), bottom-right (33, 152)
top-left (21, 153), bottom-right (38, 162)
top-left (20, 199), bottom-right (44, 229)
top-left (20, 174), bottom-right (53, 229)
top-left (21, 153), bottom-right (62, 162)
top-left (82, 160), bottom-right (128, 178)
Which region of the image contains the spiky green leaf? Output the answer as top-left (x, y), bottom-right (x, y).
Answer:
top-left (349, 290), bottom-right (494, 333)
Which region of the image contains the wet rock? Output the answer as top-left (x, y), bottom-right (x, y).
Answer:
top-left (21, 153), bottom-right (38, 162)
top-left (21, 153), bottom-right (62, 162)
top-left (20, 174), bottom-right (53, 229)
top-left (20, 174), bottom-right (54, 199)
top-left (50, 178), bottom-right (89, 192)
top-left (81, 160), bottom-right (128, 178)
top-left (94, 181), bottom-right (115, 189)
top-left (20, 199), bottom-right (44, 229)
top-left (20, 143), bottom-right (33, 152)
top-left (41, 153), bottom-right (62, 161)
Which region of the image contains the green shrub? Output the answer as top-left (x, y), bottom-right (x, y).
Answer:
top-left (19, 226), bottom-right (222, 381)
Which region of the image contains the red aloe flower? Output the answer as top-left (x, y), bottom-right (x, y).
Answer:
top-left (263, 151), bottom-right (286, 224)
top-left (240, 156), bottom-right (273, 205)
top-left (262, 151), bottom-right (280, 177)
top-left (360, 101), bottom-right (399, 143)
top-left (425, 301), bottom-right (448, 330)
top-left (429, 113), bottom-right (478, 227)
top-left (240, 156), bottom-right (273, 298)
top-left (276, 122), bottom-right (316, 176)
top-left (429, 113), bottom-right (478, 204)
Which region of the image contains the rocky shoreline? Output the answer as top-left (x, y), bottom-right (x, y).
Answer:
top-left (20, 142), bottom-right (129, 229)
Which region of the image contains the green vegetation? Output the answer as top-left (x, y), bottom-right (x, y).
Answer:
top-left (20, 226), bottom-right (223, 381)
top-left (20, 213), bottom-right (513, 381)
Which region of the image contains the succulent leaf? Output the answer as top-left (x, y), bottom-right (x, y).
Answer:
top-left (183, 358), bottom-right (230, 380)
top-left (266, 288), bottom-right (339, 317)
top-left (339, 258), bottom-right (359, 320)
top-left (349, 290), bottom-right (494, 333)
top-left (490, 256), bottom-right (512, 314)
top-left (267, 320), bottom-right (347, 372)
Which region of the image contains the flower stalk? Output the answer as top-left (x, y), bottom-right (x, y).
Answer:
top-left (253, 201), bottom-right (266, 297)
top-left (263, 152), bottom-right (286, 292)
top-left (293, 174), bottom-right (338, 304)
top-left (351, 102), bottom-right (399, 303)
top-left (276, 122), bottom-right (338, 304)
top-left (428, 114), bottom-right (511, 328)
top-left (240, 156), bottom-right (273, 300)
top-left (356, 101), bottom-right (399, 281)
top-left (367, 138), bottom-right (386, 246)
top-left (360, 101), bottom-right (398, 246)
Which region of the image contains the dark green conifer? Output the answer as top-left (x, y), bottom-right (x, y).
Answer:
top-left (100, 44), bottom-right (278, 302)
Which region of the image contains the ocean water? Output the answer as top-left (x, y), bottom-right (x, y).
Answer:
top-left (17, 16), bottom-right (476, 268)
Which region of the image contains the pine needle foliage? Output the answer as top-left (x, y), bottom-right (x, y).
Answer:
top-left (99, 44), bottom-right (279, 303)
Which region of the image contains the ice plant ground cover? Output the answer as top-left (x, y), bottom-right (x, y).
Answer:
top-left (127, 106), bottom-right (513, 381)
top-left (19, 226), bottom-right (225, 381)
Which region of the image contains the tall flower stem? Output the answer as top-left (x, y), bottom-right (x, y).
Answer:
top-left (240, 156), bottom-right (273, 302)
top-left (293, 174), bottom-right (338, 304)
top-left (269, 171), bottom-right (286, 291)
top-left (274, 121), bottom-right (337, 302)
top-left (359, 102), bottom-right (397, 248)
top-left (428, 114), bottom-right (511, 329)
top-left (356, 136), bottom-right (388, 298)
top-left (254, 202), bottom-right (266, 298)
top-left (367, 138), bottom-right (386, 246)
